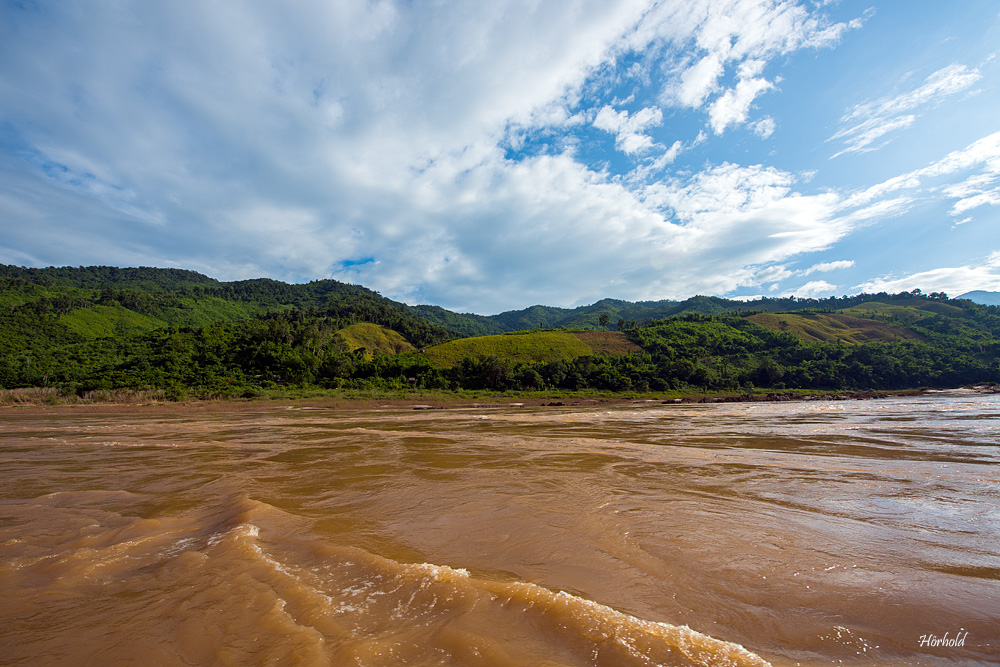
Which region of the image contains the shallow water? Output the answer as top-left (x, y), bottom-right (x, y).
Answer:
top-left (1, 394), bottom-right (998, 666)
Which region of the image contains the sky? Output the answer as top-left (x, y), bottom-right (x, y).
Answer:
top-left (1, 1), bottom-right (999, 314)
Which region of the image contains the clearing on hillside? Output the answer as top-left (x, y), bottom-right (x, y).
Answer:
top-left (336, 323), bottom-right (415, 358)
top-left (422, 330), bottom-right (640, 367)
top-left (60, 304), bottom-right (164, 338)
top-left (840, 299), bottom-right (967, 323)
top-left (571, 330), bottom-right (644, 355)
top-left (747, 312), bottom-right (924, 344)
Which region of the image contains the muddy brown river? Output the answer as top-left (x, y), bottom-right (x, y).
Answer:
top-left (1, 394), bottom-right (998, 666)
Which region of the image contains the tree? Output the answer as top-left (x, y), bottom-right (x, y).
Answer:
top-left (599, 313), bottom-right (610, 330)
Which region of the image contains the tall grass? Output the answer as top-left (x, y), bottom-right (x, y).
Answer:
top-left (423, 331), bottom-right (593, 367)
top-left (0, 387), bottom-right (168, 406)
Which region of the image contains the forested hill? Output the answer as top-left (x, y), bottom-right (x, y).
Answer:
top-left (2, 264), bottom-right (999, 398)
top-left (3, 264), bottom-right (983, 337)
top-left (0, 264), bottom-right (802, 341)
top-left (0, 264), bottom-right (453, 352)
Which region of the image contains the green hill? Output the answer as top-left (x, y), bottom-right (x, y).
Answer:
top-left (482, 296), bottom-right (737, 332)
top-left (747, 312), bottom-right (924, 344)
top-left (336, 323), bottom-right (415, 358)
top-left (60, 304), bottom-right (166, 338)
top-left (841, 299), bottom-right (968, 323)
top-left (0, 264), bottom-right (453, 354)
top-left (422, 330), bottom-right (640, 367)
top-left (2, 264), bottom-right (999, 397)
top-left (406, 304), bottom-right (505, 337)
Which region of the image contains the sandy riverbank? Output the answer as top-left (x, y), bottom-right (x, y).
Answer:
top-left (0, 385), bottom-right (951, 416)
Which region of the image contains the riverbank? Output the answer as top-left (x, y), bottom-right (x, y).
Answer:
top-left (0, 384), bottom-right (978, 414)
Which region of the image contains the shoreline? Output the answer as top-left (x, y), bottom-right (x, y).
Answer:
top-left (2, 385), bottom-right (989, 416)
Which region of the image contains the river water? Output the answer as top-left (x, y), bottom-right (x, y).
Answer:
top-left (1, 394), bottom-right (998, 666)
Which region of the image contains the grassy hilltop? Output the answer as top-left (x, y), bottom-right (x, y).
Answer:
top-left (336, 323), bottom-right (415, 359)
top-left (745, 311), bottom-right (924, 344)
top-left (422, 330), bottom-right (642, 367)
top-left (1, 265), bottom-right (999, 400)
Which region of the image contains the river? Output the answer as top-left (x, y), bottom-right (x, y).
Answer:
top-left (1, 394), bottom-right (998, 666)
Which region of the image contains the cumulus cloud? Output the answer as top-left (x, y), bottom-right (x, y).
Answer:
top-left (829, 63), bottom-right (983, 157)
top-left (749, 116), bottom-right (777, 139)
top-left (0, 1), bottom-right (992, 313)
top-left (676, 54), bottom-right (725, 108)
top-left (0, 1), bottom-right (652, 296)
top-left (637, 162), bottom-right (852, 295)
top-left (752, 264), bottom-right (794, 285)
top-left (593, 105), bottom-right (664, 154)
top-left (708, 73), bottom-right (774, 134)
top-left (785, 280), bottom-right (838, 298)
top-left (640, 0), bottom-right (863, 132)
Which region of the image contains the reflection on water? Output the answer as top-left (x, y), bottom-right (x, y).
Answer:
top-left (1, 395), bottom-right (999, 666)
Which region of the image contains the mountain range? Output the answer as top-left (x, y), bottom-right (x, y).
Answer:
top-left (957, 290), bottom-right (1000, 306)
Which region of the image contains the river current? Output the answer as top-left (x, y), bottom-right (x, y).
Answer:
top-left (1, 394), bottom-right (998, 666)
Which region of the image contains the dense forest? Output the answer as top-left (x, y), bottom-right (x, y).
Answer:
top-left (1, 265), bottom-right (998, 399)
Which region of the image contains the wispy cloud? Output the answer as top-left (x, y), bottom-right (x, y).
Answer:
top-left (856, 252), bottom-right (1000, 296)
top-left (829, 64), bottom-right (983, 157)
top-left (802, 260), bottom-right (854, 275)
top-left (846, 131), bottom-right (1000, 217)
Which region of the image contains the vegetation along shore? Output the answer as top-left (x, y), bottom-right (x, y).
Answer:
top-left (2, 264), bottom-right (999, 406)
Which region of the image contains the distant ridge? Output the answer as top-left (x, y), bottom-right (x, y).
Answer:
top-left (2, 263), bottom-right (999, 396)
top-left (957, 291), bottom-right (1000, 306)
top-left (5, 264), bottom-right (999, 342)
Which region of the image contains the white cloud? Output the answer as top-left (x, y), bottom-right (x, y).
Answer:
top-left (802, 260), bottom-right (854, 275)
top-left (643, 162), bottom-right (795, 217)
top-left (332, 154), bottom-right (863, 310)
top-left (0, 1), bottom-right (657, 301)
top-left (830, 115), bottom-right (917, 158)
top-left (941, 171), bottom-right (1000, 216)
top-left (708, 73), bottom-right (774, 134)
top-left (641, 0), bottom-right (863, 132)
top-left (750, 116), bottom-right (777, 139)
top-left (856, 254), bottom-right (1000, 296)
top-left (0, 1), bottom-right (993, 314)
top-left (785, 280), bottom-right (838, 298)
top-left (593, 105), bottom-right (664, 154)
top-left (625, 140), bottom-right (686, 184)
top-left (638, 162), bottom-right (852, 296)
top-left (677, 53), bottom-right (725, 107)
top-left (752, 264), bottom-right (794, 284)
top-left (846, 131), bottom-right (1000, 218)
top-left (947, 190), bottom-right (1000, 216)
top-left (829, 64), bottom-right (983, 157)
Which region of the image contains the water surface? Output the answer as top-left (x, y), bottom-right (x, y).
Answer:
top-left (2, 394), bottom-right (998, 665)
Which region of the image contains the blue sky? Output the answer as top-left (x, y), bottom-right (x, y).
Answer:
top-left (1, 1), bottom-right (999, 314)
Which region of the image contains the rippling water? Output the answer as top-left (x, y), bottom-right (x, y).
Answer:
top-left (2, 394), bottom-right (998, 666)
